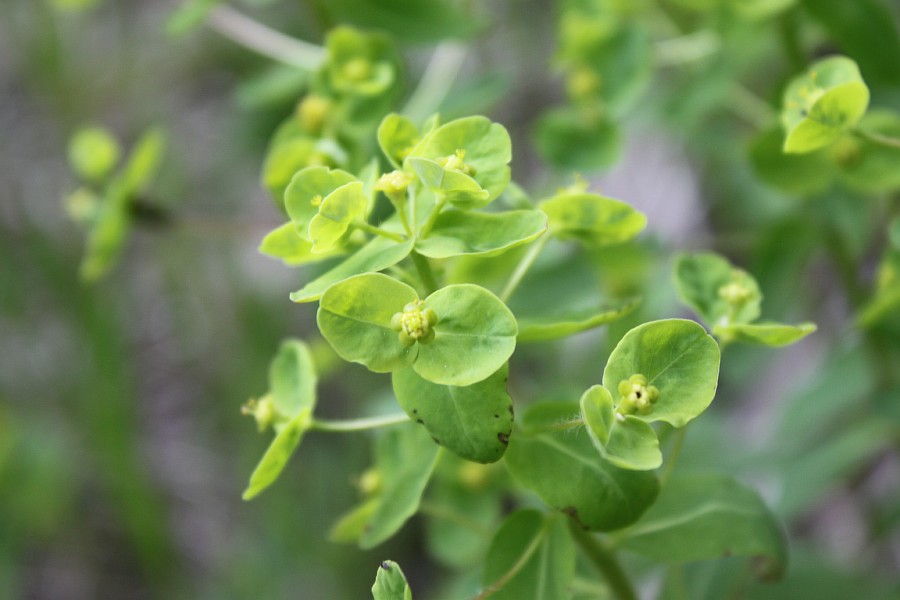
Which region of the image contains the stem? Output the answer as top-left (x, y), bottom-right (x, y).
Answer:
top-left (352, 220), bottom-right (406, 242)
top-left (654, 30), bottom-right (720, 66)
top-left (730, 84), bottom-right (775, 128)
top-left (500, 234), bottom-right (549, 303)
top-left (569, 523), bottom-right (638, 600)
top-left (418, 501), bottom-right (493, 537)
top-left (419, 194), bottom-right (448, 238)
top-left (856, 128), bottom-right (900, 150)
top-left (475, 519), bottom-right (551, 599)
top-left (660, 426), bottom-right (687, 487)
top-left (309, 413), bottom-right (410, 433)
top-left (410, 251), bottom-right (439, 295)
top-left (402, 42), bottom-right (468, 123)
top-left (207, 6), bottom-right (326, 69)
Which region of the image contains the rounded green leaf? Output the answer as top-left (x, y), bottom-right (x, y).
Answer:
top-left (533, 108), bottom-right (620, 171)
top-left (782, 56), bottom-right (870, 154)
top-left (482, 510), bottom-right (575, 600)
top-left (407, 157), bottom-right (490, 209)
top-left (517, 298), bottom-right (639, 343)
top-left (415, 210), bottom-right (548, 259)
top-left (539, 192), bottom-right (646, 246)
top-left (408, 116), bottom-right (512, 207)
top-left (290, 236), bottom-right (413, 303)
top-left (308, 181), bottom-right (367, 253)
top-left (68, 126), bottom-right (120, 182)
top-left (378, 113), bottom-right (420, 168)
top-left (602, 319), bottom-right (720, 427)
top-left (674, 252), bottom-right (762, 326)
top-left (371, 560), bottom-right (413, 600)
top-left (317, 273), bottom-right (419, 373)
top-left (621, 473), bottom-right (787, 581)
top-left (714, 322), bottom-right (817, 347)
top-left (259, 222), bottom-right (346, 266)
top-left (284, 167), bottom-right (358, 237)
top-left (392, 365), bottom-right (513, 463)
top-left (580, 385), bottom-right (662, 471)
top-left (748, 127), bottom-right (833, 197)
top-left (504, 402), bottom-right (660, 531)
top-left (415, 285), bottom-right (518, 386)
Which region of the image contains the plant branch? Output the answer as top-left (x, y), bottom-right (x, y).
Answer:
top-left (500, 234), bottom-right (549, 302)
top-left (402, 42), bottom-right (468, 123)
top-left (568, 523), bottom-right (638, 600)
top-left (410, 251), bottom-right (439, 295)
top-left (654, 30), bottom-right (720, 66)
top-left (352, 220), bottom-right (406, 242)
top-left (207, 5), bottom-right (326, 70)
top-left (856, 128), bottom-right (900, 150)
top-left (474, 519), bottom-right (551, 599)
top-left (309, 413), bottom-right (410, 433)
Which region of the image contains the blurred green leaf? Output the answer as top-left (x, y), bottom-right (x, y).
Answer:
top-left (258, 222), bottom-right (346, 266)
top-left (540, 192), bottom-right (646, 246)
top-left (713, 322), bottom-right (816, 347)
top-left (165, 0), bottom-right (220, 36)
top-left (68, 126), bottom-right (120, 182)
top-left (534, 108), bottom-right (621, 171)
top-left (748, 127), bottom-right (832, 197)
top-left (371, 560), bottom-right (413, 600)
top-left (674, 252), bottom-right (762, 326)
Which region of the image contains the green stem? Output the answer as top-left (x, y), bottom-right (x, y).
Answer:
top-left (654, 30), bottom-right (720, 66)
top-left (402, 42), bottom-right (468, 123)
top-left (730, 84), bottom-right (775, 128)
top-left (419, 194), bottom-right (448, 238)
top-left (568, 523), bottom-right (638, 600)
top-left (856, 128), bottom-right (900, 150)
top-left (309, 413), bottom-right (410, 433)
top-left (410, 251), bottom-right (439, 295)
top-left (500, 234), bottom-right (549, 302)
top-left (475, 519), bottom-right (551, 599)
top-left (206, 6), bottom-right (326, 69)
top-left (352, 220), bottom-right (406, 242)
top-left (418, 501), bottom-right (493, 538)
top-left (660, 426), bottom-right (687, 487)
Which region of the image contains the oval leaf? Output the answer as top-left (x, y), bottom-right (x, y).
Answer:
top-left (285, 166), bottom-right (357, 236)
top-left (378, 113), bottom-right (420, 168)
top-left (309, 181), bottom-right (367, 253)
top-left (407, 157), bottom-right (490, 209)
top-left (259, 222), bottom-right (346, 266)
top-left (317, 273), bottom-right (419, 373)
top-left (714, 322), bottom-right (817, 347)
top-left (392, 365), bottom-right (513, 463)
top-left (517, 298), bottom-right (639, 342)
top-left (580, 385), bottom-right (662, 470)
top-left (415, 210), bottom-right (547, 259)
top-left (372, 560), bottom-right (413, 600)
top-left (674, 252), bottom-right (762, 326)
top-left (243, 409), bottom-right (311, 500)
top-left (602, 319), bottom-right (721, 427)
top-left (539, 192), bottom-right (646, 246)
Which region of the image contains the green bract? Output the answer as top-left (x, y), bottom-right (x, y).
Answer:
top-left (781, 56), bottom-right (870, 154)
top-left (325, 26), bottom-right (397, 97)
top-left (242, 339), bottom-right (317, 500)
top-left (284, 166), bottom-right (360, 239)
top-left (504, 402), bottom-right (659, 531)
top-left (580, 385), bottom-right (662, 470)
top-left (392, 365), bottom-right (513, 463)
top-left (377, 113), bottom-right (422, 168)
top-left (602, 319), bottom-right (720, 428)
top-left (258, 222), bottom-right (346, 266)
top-left (371, 561), bottom-right (413, 600)
top-left (406, 116), bottom-right (511, 209)
top-left (317, 273), bottom-right (517, 386)
top-left (539, 192), bottom-right (646, 246)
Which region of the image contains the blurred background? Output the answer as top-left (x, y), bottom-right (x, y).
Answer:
top-left (1, 0), bottom-right (899, 598)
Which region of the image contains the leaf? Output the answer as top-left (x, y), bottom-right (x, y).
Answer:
top-left (284, 167), bottom-right (358, 238)
top-left (330, 497), bottom-right (379, 543)
top-left (481, 510), bottom-right (575, 600)
top-left (68, 126), bottom-right (120, 182)
top-left (834, 110), bottom-right (900, 194)
top-left (674, 252), bottom-right (762, 326)
top-left (572, 24), bottom-right (653, 114)
top-left (79, 182), bottom-right (130, 282)
top-left (415, 210), bottom-right (547, 259)
top-left (781, 56), bottom-right (870, 154)
top-left (360, 425), bottom-right (440, 548)
top-left (378, 113), bottom-right (421, 168)
top-left (290, 236), bottom-right (413, 303)
top-left (308, 181), bottom-right (367, 253)
top-left (166, 0), bottom-right (220, 36)
top-left (258, 222), bottom-right (345, 266)
top-left (407, 157), bottom-right (490, 209)
top-left (325, 27), bottom-right (398, 97)
top-left (602, 319), bottom-right (721, 427)
top-left (416, 284), bottom-right (518, 386)
top-left (533, 108), bottom-right (621, 171)
top-left (372, 560), bottom-right (413, 600)
top-left (539, 192), bottom-right (646, 246)
top-left (748, 127), bottom-right (833, 197)
top-left (120, 128), bottom-right (166, 196)
top-left (620, 473), bottom-right (788, 581)
top-left (516, 298), bottom-right (639, 342)
top-left (504, 402), bottom-right (659, 531)
top-left (580, 385), bottom-right (661, 470)
top-left (392, 365), bottom-right (513, 463)
top-left (713, 322), bottom-right (816, 347)
top-left (317, 273), bottom-right (419, 373)
top-left (243, 409), bottom-right (312, 500)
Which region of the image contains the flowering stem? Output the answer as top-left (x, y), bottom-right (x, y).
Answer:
top-left (352, 220), bottom-right (406, 242)
top-left (309, 413), bottom-right (410, 433)
top-left (411, 251), bottom-right (439, 295)
top-left (500, 234), bottom-right (549, 303)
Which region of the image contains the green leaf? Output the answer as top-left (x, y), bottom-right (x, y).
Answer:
top-left (285, 167), bottom-right (358, 238)
top-left (482, 510), bottom-right (575, 600)
top-left (748, 127), bottom-right (833, 197)
top-left (602, 319), bottom-right (721, 427)
top-left (290, 236), bottom-right (413, 303)
top-left (621, 473), bottom-right (788, 581)
top-left (714, 322), bottom-right (817, 347)
top-left (674, 252), bottom-right (762, 326)
top-left (308, 182), bottom-right (367, 253)
top-left (317, 273), bottom-right (419, 373)
top-left (516, 298), bottom-right (639, 343)
top-left (504, 402), bottom-right (659, 531)
top-left (415, 210), bottom-right (547, 259)
top-left (539, 192), bottom-right (646, 246)
top-left (68, 126), bottom-right (120, 182)
top-left (408, 116), bottom-right (512, 208)
top-left (243, 340), bottom-right (318, 499)
top-left (325, 27), bottom-right (397, 97)
top-left (407, 157), bottom-right (490, 209)
top-left (378, 113), bottom-right (421, 168)
top-left (392, 365), bottom-right (513, 463)
top-left (360, 425), bottom-right (440, 548)
top-left (261, 123), bottom-right (342, 205)
top-left (533, 108), bottom-right (621, 172)
top-left (372, 560), bottom-right (413, 600)
top-left (580, 385), bottom-right (662, 470)
top-left (330, 497), bottom-right (379, 543)
top-left (416, 284), bottom-right (518, 386)
top-left (835, 110), bottom-right (900, 194)
top-left (781, 56), bottom-right (870, 154)
top-left (120, 128), bottom-right (166, 196)
top-left (165, 0), bottom-right (220, 36)
top-left (258, 222), bottom-right (346, 266)
top-left (79, 182), bottom-right (130, 282)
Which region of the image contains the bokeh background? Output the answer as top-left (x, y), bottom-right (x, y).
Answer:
top-left (2, 0), bottom-right (899, 598)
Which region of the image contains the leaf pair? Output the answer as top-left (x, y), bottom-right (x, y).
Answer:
top-left (284, 166), bottom-right (368, 254)
top-left (675, 252), bottom-right (816, 347)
